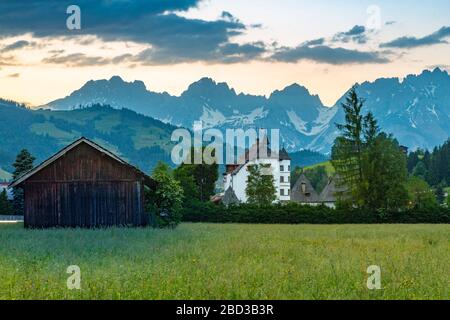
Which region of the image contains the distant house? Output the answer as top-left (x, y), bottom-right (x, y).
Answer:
top-left (319, 176), bottom-right (349, 208)
top-left (223, 137), bottom-right (292, 203)
top-left (291, 174), bottom-right (321, 205)
top-left (0, 182), bottom-right (13, 200)
top-left (9, 137), bottom-right (156, 229)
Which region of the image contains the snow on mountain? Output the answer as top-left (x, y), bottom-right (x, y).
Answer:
top-left (43, 69), bottom-right (450, 153)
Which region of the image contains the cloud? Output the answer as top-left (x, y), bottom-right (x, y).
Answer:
top-left (271, 44), bottom-right (389, 65)
top-left (381, 26), bottom-right (450, 48)
top-left (303, 38), bottom-right (325, 46)
top-left (42, 52), bottom-right (123, 67)
top-left (6, 73), bottom-right (19, 78)
top-left (1, 40), bottom-right (36, 52)
top-left (0, 0), bottom-right (265, 65)
top-left (333, 25), bottom-right (368, 44)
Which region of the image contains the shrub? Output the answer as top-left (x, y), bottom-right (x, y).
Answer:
top-left (181, 202), bottom-right (449, 225)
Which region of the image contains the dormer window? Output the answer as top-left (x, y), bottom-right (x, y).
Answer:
top-left (301, 182), bottom-right (306, 194)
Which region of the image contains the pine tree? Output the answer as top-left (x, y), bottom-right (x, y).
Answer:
top-left (333, 86), bottom-right (365, 188)
top-left (12, 149), bottom-right (35, 215)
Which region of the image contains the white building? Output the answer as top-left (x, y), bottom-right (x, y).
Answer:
top-left (223, 139), bottom-right (291, 203)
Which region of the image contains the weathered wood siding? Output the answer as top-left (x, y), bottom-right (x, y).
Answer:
top-left (23, 143), bottom-right (147, 228)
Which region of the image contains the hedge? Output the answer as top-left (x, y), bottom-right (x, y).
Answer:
top-left (181, 202), bottom-right (450, 224)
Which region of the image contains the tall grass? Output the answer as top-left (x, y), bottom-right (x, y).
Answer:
top-left (0, 223), bottom-right (448, 300)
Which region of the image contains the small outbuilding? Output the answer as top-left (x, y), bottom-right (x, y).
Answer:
top-left (10, 137), bottom-right (156, 229)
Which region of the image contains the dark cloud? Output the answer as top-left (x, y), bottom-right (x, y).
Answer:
top-left (271, 44), bottom-right (389, 65)
top-left (381, 26), bottom-right (450, 48)
top-left (385, 21), bottom-right (397, 26)
top-left (1, 40), bottom-right (36, 52)
top-left (333, 25), bottom-right (368, 44)
top-left (303, 38), bottom-right (325, 46)
top-left (0, 0), bottom-right (265, 64)
top-left (42, 52), bottom-right (120, 67)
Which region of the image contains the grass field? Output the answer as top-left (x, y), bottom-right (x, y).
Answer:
top-left (0, 223), bottom-right (448, 300)
top-left (303, 161), bottom-right (336, 175)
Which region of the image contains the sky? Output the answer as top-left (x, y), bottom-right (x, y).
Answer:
top-left (0, 0), bottom-right (449, 107)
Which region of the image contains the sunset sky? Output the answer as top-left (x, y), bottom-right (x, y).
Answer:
top-left (0, 0), bottom-right (449, 106)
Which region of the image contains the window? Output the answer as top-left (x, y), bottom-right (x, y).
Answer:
top-left (288, 176), bottom-right (291, 183)
top-left (288, 165), bottom-right (291, 172)
top-left (280, 176), bottom-right (285, 183)
top-left (280, 165), bottom-right (284, 172)
top-left (280, 189), bottom-right (285, 196)
top-left (288, 189), bottom-right (291, 196)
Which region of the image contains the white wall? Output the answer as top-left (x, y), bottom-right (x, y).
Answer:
top-left (225, 158), bottom-right (291, 203)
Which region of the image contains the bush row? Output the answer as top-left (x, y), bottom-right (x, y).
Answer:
top-left (181, 202), bottom-right (450, 224)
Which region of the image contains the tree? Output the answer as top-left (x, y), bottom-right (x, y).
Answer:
top-left (405, 176), bottom-right (438, 210)
top-left (246, 164), bottom-right (276, 205)
top-left (435, 182), bottom-right (446, 204)
top-left (146, 161), bottom-right (184, 228)
top-left (0, 189), bottom-right (13, 215)
top-left (175, 147), bottom-right (219, 202)
top-left (173, 165), bottom-right (200, 204)
top-left (304, 166), bottom-right (329, 194)
top-left (12, 149), bottom-right (35, 215)
top-left (332, 87), bottom-right (409, 211)
top-left (332, 86), bottom-right (367, 207)
top-left (412, 161), bottom-right (428, 180)
top-left (361, 133), bottom-right (409, 211)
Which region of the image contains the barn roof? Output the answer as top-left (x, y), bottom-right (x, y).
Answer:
top-left (9, 137), bottom-right (156, 188)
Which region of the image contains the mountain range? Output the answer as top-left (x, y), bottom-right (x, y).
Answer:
top-left (44, 68), bottom-right (450, 153)
top-left (0, 100), bottom-right (326, 179)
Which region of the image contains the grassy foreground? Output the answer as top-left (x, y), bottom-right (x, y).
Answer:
top-left (0, 223), bottom-right (448, 300)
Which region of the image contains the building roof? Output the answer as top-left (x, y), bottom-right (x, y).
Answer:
top-left (9, 137), bottom-right (156, 189)
top-left (279, 148), bottom-right (291, 161)
top-left (291, 173), bottom-right (320, 203)
top-left (222, 187), bottom-right (240, 206)
top-left (228, 138), bottom-right (290, 176)
top-left (320, 175), bottom-right (348, 203)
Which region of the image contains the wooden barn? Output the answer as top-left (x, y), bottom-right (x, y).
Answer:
top-left (9, 137), bottom-right (156, 229)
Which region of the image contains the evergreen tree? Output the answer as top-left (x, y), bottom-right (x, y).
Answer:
top-left (435, 183), bottom-right (446, 204)
top-left (246, 164), bottom-right (277, 205)
top-left (332, 87), bottom-right (409, 210)
top-left (333, 86), bottom-right (365, 193)
top-left (12, 149), bottom-right (35, 215)
top-left (412, 161), bottom-right (428, 180)
top-left (362, 133), bottom-right (409, 211)
top-left (0, 189), bottom-right (13, 215)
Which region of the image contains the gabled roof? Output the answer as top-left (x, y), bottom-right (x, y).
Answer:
top-left (222, 187), bottom-right (240, 206)
top-left (9, 137), bottom-right (156, 188)
top-left (320, 175), bottom-right (348, 203)
top-left (228, 138), bottom-right (291, 176)
top-left (291, 173), bottom-right (320, 203)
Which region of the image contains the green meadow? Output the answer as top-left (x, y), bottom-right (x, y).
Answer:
top-left (0, 223), bottom-right (448, 300)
